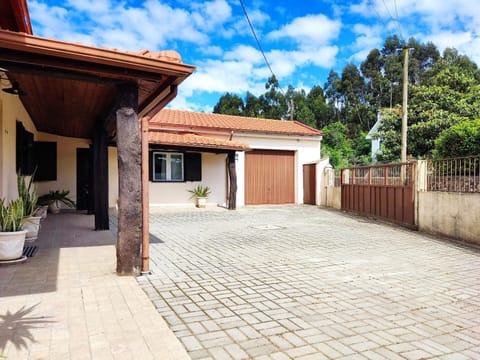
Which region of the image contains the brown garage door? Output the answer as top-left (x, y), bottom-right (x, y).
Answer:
top-left (245, 150), bottom-right (295, 205)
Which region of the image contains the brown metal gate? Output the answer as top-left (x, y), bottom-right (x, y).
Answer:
top-left (341, 162), bottom-right (416, 228)
top-left (303, 164), bottom-right (316, 204)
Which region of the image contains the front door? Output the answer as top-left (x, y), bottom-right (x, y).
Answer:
top-left (76, 148), bottom-right (92, 212)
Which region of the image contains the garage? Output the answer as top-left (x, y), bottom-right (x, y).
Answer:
top-left (245, 150), bottom-right (295, 205)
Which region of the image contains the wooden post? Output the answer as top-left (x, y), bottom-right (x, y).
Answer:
top-left (141, 116), bottom-right (150, 274)
top-left (92, 125), bottom-right (109, 230)
top-left (227, 152), bottom-right (237, 210)
top-left (115, 83), bottom-right (142, 275)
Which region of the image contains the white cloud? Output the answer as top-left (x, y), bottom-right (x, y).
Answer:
top-left (269, 14), bottom-right (341, 48)
top-left (224, 45), bottom-right (263, 63)
top-left (349, 0), bottom-right (480, 65)
top-left (349, 23), bottom-right (384, 62)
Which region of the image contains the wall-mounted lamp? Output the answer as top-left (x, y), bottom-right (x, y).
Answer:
top-left (0, 67), bottom-right (26, 96)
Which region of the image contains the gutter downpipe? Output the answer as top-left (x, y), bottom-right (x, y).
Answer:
top-left (141, 115), bottom-right (150, 274)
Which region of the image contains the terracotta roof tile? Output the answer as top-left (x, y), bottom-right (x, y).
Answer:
top-left (150, 109), bottom-right (323, 136)
top-left (149, 131), bottom-right (249, 151)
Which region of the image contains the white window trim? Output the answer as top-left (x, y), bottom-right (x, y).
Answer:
top-left (153, 152), bottom-right (184, 182)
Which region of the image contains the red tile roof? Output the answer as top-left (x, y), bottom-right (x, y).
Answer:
top-left (150, 109), bottom-right (323, 136)
top-left (149, 131), bottom-right (250, 151)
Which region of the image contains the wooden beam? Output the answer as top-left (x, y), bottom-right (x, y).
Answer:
top-left (92, 125), bottom-right (109, 230)
top-left (0, 50), bottom-right (167, 82)
top-left (227, 152), bottom-right (237, 210)
top-left (116, 83), bottom-right (142, 275)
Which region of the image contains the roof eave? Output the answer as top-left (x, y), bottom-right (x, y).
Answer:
top-left (0, 30), bottom-right (196, 78)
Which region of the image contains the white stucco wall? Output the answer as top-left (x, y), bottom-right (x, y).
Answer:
top-left (149, 152), bottom-right (228, 210)
top-left (234, 133), bottom-right (321, 207)
top-left (0, 92), bottom-right (37, 201)
top-left (147, 132), bottom-right (321, 208)
top-left (35, 132), bottom-right (90, 208)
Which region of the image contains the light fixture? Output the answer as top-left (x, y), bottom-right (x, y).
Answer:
top-left (2, 81), bottom-right (26, 96)
top-left (0, 67), bottom-right (26, 96)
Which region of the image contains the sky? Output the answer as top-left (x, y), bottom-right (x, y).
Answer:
top-left (28, 0), bottom-right (480, 112)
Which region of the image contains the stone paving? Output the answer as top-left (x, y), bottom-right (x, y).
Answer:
top-left (138, 205), bottom-right (480, 359)
top-left (0, 212), bottom-right (189, 360)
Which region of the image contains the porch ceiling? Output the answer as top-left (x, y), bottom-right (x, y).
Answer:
top-left (0, 30), bottom-right (195, 139)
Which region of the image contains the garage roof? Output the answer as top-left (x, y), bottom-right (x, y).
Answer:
top-left (150, 109), bottom-right (323, 137)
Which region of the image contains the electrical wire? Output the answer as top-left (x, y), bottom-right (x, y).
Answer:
top-left (381, 0), bottom-right (404, 41)
top-left (238, 0), bottom-right (276, 81)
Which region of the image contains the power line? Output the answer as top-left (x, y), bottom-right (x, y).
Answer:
top-left (381, 0), bottom-right (404, 41)
top-left (238, 0), bottom-right (276, 81)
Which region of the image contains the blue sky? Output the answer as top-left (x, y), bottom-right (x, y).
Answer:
top-left (29, 0), bottom-right (480, 112)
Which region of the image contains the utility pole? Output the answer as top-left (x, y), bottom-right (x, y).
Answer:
top-left (290, 98), bottom-right (294, 120)
top-left (401, 47), bottom-right (409, 163)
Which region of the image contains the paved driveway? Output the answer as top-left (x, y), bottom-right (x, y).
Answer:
top-left (138, 206), bottom-right (480, 359)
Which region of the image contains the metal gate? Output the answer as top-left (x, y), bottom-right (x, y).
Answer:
top-left (341, 162), bottom-right (416, 228)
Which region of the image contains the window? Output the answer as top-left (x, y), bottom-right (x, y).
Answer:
top-left (153, 152), bottom-right (184, 181)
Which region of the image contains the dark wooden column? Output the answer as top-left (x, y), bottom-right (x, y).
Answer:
top-left (115, 83), bottom-right (142, 275)
top-left (92, 125), bottom-right (109, 230)
top-left (227, 151), bottom-right (237, 210)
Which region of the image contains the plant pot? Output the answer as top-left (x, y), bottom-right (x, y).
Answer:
top-left (0, 230), bottom-right (27, 261)
top-left (48, 203), bottom-right (60, 214)
top-left (35, 205), bottom-right (48, 220)
top-left (196, 197), bottom-right (207, 208)
top-left (22, 216), bottom-right (42, 243)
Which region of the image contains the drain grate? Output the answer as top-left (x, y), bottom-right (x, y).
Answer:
top-left (251, 225), bottom-right (285, 230)
top-left (23, 246), bottom-right (38, 257)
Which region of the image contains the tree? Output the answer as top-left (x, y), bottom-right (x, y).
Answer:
top-left (321, 122), bottom-right (353, 169)
top-left (258, 75), bottom-right (287, 119)
top-left (213, 93), bottom-right (244, 115)
top-left (306, 85), bottom-right (329, 128)
top-left (434, 119), bottom-right (480, 158)
top-left (376, 108), bottom-right (402, 162)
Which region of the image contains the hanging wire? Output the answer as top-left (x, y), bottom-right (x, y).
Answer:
top-left (381, 0), bottom-right (404, 41)
top-left (238, 0), bottom-right (277, 81)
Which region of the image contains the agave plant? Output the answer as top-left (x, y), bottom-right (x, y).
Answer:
top-left (187, 185), bottom-right (211, 199)
top-left (0, 198), bottom-right (25, 232)
top-left (17, 173), bottom-right (38, 217)
top-left (38, 190), bottom-right (76, 208)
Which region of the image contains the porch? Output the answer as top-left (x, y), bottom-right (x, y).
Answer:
top-left (0, 212), bottom-right (189, 359)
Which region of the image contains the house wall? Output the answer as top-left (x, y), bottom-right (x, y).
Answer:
top-left (234, 133), bottom-right (321, 207)
top-left (0, 92), bottom-right (36, 201)
top-left (148, 152), bottom-right (228, 210)
top-left (418, 192), bottom-right (480, 245)
top-left (35, 132), bottom-right (90, 208)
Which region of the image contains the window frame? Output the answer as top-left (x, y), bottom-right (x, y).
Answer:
top-left (152, 151), bottom-right (184, 182)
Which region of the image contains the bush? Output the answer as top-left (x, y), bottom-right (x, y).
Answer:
top-left (434, 119), bottom-right (480, 158)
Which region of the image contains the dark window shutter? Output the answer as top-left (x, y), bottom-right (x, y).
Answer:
top-left (16, 122), bottom-right (35, 175)
top-left (148, 150), bottom-right (154, 181)
top-left (184, 152), bottom-right (202, 181)
top-left (34, 142), bottom-right (57, 181)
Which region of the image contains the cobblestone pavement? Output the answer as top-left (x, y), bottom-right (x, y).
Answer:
top-left (138, 206), bottom-right (480, 359)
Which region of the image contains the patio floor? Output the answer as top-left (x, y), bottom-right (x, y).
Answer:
top-left (139, 205), bottom-right (480, 359)
top-left (0, 211), bottom-right (189, 360)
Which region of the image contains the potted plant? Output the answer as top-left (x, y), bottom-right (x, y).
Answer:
top-left (17, 173), bottom-right (41, 243)
top-left (188, 185), bottom-right (211, 208)
top-left (38, 190), bottom-right (76, 214)
top-left (0, 198), bottom-right (27, 261)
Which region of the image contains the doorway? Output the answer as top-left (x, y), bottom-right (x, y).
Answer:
top-left (76, 148), bottom-right (92, 212)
